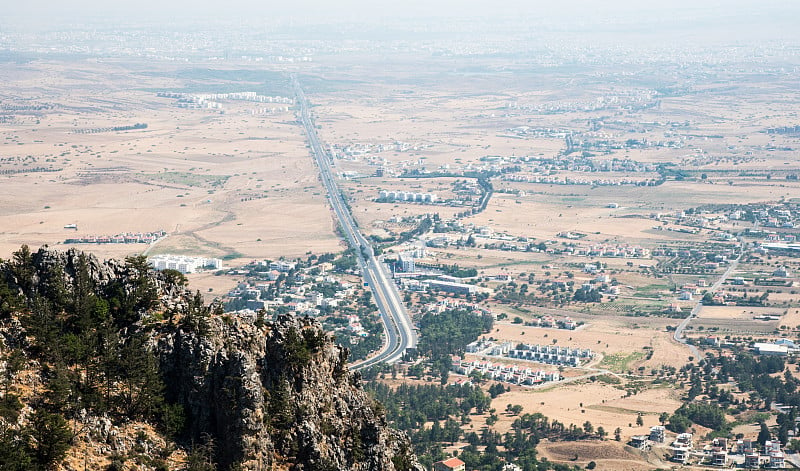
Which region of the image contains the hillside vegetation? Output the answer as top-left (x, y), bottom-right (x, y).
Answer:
top-left (0, 246), bottom-right (420, 471)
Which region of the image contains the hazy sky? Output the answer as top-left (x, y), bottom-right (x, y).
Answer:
top-left (3, 0), bottom-right (799, 45)
top-left (4, 0), bottom-right (798, 21)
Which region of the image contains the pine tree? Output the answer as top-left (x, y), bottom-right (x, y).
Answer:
top-left (181, 291), bottom-right (211, 336)
top-left (186, 435), bottom-right (217, 470)
top-left (583, 420), bottom-right (594, 434)
top-left (2, 348), bottom-right (25, 397)
top-left (0, 426), bottom-right (33, 470)
top-left (0, 274), bottom-right (22, 318)
top-left (117, 333), bottom-right (165, 420)
top-left (41, 262), bottom-right (69, 315)
top-left (659, 412), bottom-right (669, 425)
top-left (71, 253), bottom-right (102, 332)
top-left (758, 421), bottom-right (771, 447)
top-left (10, 245), bottom-right (34, 295)
top-left (108, 255), bottom-right (158, 327)
top-left (22, 295), bottom-right (60, 361)
top-left (27, 409), bottom-right (72, 468)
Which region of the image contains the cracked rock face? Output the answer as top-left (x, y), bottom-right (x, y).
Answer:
top-left (156, 311), bottom-right (422, 471)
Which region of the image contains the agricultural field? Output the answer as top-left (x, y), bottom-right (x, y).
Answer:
top-left (0, 62), bottom-right (341, 269)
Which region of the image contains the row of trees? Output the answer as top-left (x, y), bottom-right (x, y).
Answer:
top-left (494, 280), bottom-right (603, 306)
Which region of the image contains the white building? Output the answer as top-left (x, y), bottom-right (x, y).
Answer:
top-left (426, 279), bottom-right (477, 295)
top-left (379, 190), bottom-right (438, 204)
top-left (398, 253), bottom-right (416, 272)
top-left (755, 343), bottom-right (790, 356)
top-left (149, 255), bottom-right (223, 274)
top-left (773, 266), bottom-right (790, 278)
top-left (270, 260), bottom-right (297, 272)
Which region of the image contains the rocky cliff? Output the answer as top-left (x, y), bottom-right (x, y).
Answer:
top-left (157, 313), bottom-right (420, 471)
top-left (0, 247), bottom-right (421, 471)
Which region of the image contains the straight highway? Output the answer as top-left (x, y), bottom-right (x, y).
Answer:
top-left (292, 76), bottom-right (417, 370)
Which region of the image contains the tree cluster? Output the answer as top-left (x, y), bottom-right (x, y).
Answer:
top-left (0, 246), bottom-right (194, 469)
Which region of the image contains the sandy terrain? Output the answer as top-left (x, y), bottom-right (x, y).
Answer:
top-left (487, 382), bottom-right (682, 442)
top-left (0, 62), bottom-right (341, 264)
top-left (537, 441), bottom-right (668, 471)
top-left (697, 305), bottom-right (786, 320)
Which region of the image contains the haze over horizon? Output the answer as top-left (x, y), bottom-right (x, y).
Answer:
top-left (3, 0), bottom-right (800, 39)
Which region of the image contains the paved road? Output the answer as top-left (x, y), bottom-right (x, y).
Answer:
top-left (292, 76), bottom-right (417, 370)
top-left (142, 233), bottom-right (169, 256)
top-left (784, 452), bottom-right (800, 469)
top-left (673, 244), bottom-right (744, 359)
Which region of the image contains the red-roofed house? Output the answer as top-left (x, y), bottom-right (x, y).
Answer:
top-left (433, 457), bottom-right (466, 471)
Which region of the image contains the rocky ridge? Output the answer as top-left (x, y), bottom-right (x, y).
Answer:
top-left (0, 247), bottom-right (422, 471)
top-left (158, 312), bottom-right (421, 470)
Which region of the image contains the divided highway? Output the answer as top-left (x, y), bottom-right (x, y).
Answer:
top-left (292, 76), bottom-right (417, 370)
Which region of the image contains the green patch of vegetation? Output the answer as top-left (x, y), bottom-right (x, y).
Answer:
top-left (143, 69), bottom-right (291, 94)
top-left (418, 309), bottom-right (494, 359)
top-left (141, 171), bottom-right (229, 188)
top-left (364, 381), bottom-right (490, 468)
top-left (481, 260), bottom-right (542, 270)
top-left (221, 252), bottom-right (244, 261)
top-left (0, 246), bottom-right (191, 470)
top-left (587, 404), bottom-right (643, 415)
top-left (438, 264), bottom-right (478, 278)
top-left (633, 283), bottom-right (670, 298)
top-left (560, 196), bottom-right (586, 203)
top-left (599, 352), bottom-right (645, 373)
top-left (668, 402), bottom-right (727, 433)
top-left (590, 374), bottom-right (622, 385)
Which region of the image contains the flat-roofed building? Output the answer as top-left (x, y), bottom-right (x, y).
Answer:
top-left (427, 279), bottom-right (477, 295)
top-left (672, 447), bottom-right (689, 464)
top-left (149, 255), bottom-right (223, 274)
top-left (398, 253), bottom-right (416, 273)
top-left (755, 343), bottom-right (789, 356)
top-left (649, 425), bottom-right (665, 443)
top-left (712, 450), bottom-right (727, 467)
top-left (630, 435), bottom-right (650, 450)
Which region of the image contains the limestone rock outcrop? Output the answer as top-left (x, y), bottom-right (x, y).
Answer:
top-left (0, 247), bottom-right (421, 471)
top-left (157, 312), bottom-right (421, 470)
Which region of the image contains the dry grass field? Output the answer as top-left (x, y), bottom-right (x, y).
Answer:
top-left (0, 62), bottom-right (341, 265)
top-left (537, 441), bottom-right (667, 471)
top-left (464, 192), bottom-right (666, 243)
top-left (316, 72), bottom-right (800, 268)
top-left (490, 383), bottom-right (683, 438)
